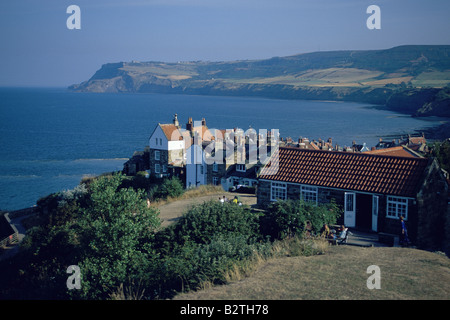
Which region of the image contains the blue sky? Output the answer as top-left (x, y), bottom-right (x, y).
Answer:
top-left (1, 0), bottom-right (449, 87)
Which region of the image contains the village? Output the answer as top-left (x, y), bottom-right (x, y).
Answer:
top-left (123, 114), bottom-right (449, 252)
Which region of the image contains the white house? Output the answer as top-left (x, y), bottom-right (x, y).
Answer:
top-left (148, 114), bottom-right (186, 178)
top-left (185, 142), bottom-right (207, 188)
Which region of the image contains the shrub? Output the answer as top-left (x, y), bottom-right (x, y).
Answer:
top-left (151, 177), bottom-right (185, 200)
top-left (168, 200), bottom-right (261, 247)
top-left (260, 200), bottom-right (341, 240)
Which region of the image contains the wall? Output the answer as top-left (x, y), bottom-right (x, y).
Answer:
top-left (415, 159), bottom-right (449, 251)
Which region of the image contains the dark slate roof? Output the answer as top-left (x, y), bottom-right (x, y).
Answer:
top-left (258, 147), bottom-right (430, 197)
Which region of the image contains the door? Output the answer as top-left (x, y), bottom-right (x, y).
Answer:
top-left (372, 195), bottom-right (379, 232)
top-left (344, 192), bottom-right (356, 227)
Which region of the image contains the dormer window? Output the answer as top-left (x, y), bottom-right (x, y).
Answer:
top-left (236, 164), bottom-right (246, 172)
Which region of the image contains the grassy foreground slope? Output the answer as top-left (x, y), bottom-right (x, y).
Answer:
top-left (174, 246), bottom-right (450, 300)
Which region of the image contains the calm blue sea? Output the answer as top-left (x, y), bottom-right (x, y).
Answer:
top-left (0, 87), bottom-right (442, 210)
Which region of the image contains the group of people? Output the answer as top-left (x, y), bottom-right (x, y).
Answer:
top-left (321, 216), bottom-right (410, 246)
top-left (322, 224), bottom-right (348, 242)
top-left (219, 195), bottom-right (243, 206)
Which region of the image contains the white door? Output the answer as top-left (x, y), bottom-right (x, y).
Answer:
top-left (344, 192), bottom-right (356, 227)
top-left (372, 195), bottom-right (379, 232)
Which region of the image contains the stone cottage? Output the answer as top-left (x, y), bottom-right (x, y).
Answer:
top-left (257, 146), bottom-right (448, 251)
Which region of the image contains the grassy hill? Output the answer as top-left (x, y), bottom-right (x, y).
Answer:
top-left (69, 45), bottom-right (450, 117)
top-left (173, 245), bottom-right (450, 300)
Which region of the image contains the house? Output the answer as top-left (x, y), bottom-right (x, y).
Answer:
top-left (148, 114), bottom-right (212, 180)
top-left (123, 147), bottom-right (150, 176)
top-left (364, 145), bottom-right (423, 158)
top-left (185, 127), bottom-right (278, 190)
top-left (257, 146), bottom-right (448, 251)
top-left (375, 133), bottom-right (429, 155)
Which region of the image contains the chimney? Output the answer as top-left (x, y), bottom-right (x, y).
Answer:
top-left (173, 113), bottom-right (180, 128)
top-left (186, 117), bottom-right (193, 132)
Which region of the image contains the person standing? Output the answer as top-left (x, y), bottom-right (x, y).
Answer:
top-left (400, 216), bottom-right (410, 246)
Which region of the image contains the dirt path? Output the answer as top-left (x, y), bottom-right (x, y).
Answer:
top-left (156, 192), bottom-right (257, 228)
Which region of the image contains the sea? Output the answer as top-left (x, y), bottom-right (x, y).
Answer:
top-left (0, 87), bottom-right (445, 211)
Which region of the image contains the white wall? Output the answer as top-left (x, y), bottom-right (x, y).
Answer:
top-left (186, 144), bottom-right (207, 188)
top-left (149, 125), bottom-right (168, 150)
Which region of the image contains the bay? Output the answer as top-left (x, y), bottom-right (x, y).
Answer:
top-left (0, 87), bottom-right (442, 210)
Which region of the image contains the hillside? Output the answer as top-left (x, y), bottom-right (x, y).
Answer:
top-left (69, 45), bottom-right (450, 117)
top-left (174, 245), bottom-right (450, 300)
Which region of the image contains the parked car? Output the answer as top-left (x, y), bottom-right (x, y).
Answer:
top-left (229, 185), bottom-right (256, 194)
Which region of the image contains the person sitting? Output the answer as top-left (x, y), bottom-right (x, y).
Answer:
top-left (338, 225), bottom-right (348, 239)
top-left (304, 220), bottom-right (313, 238)
top-left (322, 223), bottom-right (331, 238)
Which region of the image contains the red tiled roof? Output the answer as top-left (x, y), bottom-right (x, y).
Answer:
top-left (363, 146), bottom-right (420, 158)
top-left (259, 147), bottom-right (430, 197)
top-left (159, 124), bottom-right (183, 141)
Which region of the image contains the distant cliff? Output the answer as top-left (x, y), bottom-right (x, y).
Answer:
top-left (69, 45), bottom-right (450, 117)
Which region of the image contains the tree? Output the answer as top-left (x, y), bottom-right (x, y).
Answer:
top-left (151, 176), bottom-right (185, 200)
top-left (74, 173), bottom-right (161, 299)
top-left (431, 139), bottom-right (450, 173)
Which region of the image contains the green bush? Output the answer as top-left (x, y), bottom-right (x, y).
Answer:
top-left (163, 200), bottom-right (261, 247)
top-left (150, 176), bottom-right (185, 200)
top-left (149, 234), bottom-right (272, 298)
top-left (260, 200), bottom-right (341, 240)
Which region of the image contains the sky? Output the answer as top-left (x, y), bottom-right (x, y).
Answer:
top-left (0, 0), bottom-right (449, 87)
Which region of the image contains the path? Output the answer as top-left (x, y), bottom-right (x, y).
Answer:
top-left (156, 192), bottom-right (257, 228)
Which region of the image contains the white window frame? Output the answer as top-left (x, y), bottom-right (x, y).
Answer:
top-left (386, 196), bottom-right (408, 220)
top-left (271, 182), bottom-right (287, 201)
top-left (236, 164), bottom-right (246, 172)
top-left (213, 176), bottom-right (219, 185)
top-left (155, 150), bottom-right (160, 161)
top-left (162, 164), bottom-right (167, 173)
top-left (155, 163), bottom-right (160, 174)
top-left (301, 185), bottom-right (318, 205)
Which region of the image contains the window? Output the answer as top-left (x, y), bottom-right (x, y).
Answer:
top-left (159, 138), bottom-right (162, 145)
top-left (155, 163), bottom-right (160, 174)
top-left (155, 150), bottom-right (160, 160)
top-left (213, 176), bottom-right (219, 185)
top-left (271, 182), bottom-right (287, 201)
top-left (301, 185), bottom-right (318, 204)
top-left (200, 165), bottom-right (204, 175)
top-left (386, 196), bottom-right (408, 220)
top-left (155, 138), bottom-right (158, 145)
top-left (162, 164), bottom-right (167, 173)
top-left (236, 164), bottom-right (246, 172)
top-left (213, 163), bottom-right (218, 172)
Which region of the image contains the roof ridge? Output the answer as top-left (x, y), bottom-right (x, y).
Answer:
top-left (279, 146), bottom-right (427, 162)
